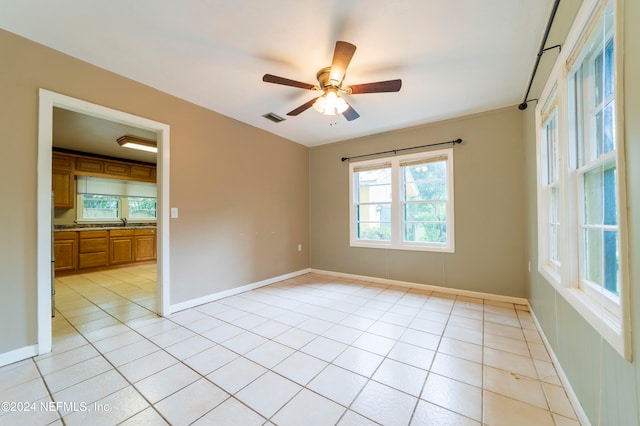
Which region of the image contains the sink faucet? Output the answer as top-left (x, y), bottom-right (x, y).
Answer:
top-left (121, 217), bottom-right (127, 226)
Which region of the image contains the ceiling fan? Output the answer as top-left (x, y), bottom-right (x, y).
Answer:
top-left (262, 41), bottom-right (402, 121)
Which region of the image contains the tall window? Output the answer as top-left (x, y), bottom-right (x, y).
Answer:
top-left (350, 149), bottom-right (454, 252)
top-left (568, 1), bottom-right (619, 303)
top-left (539, 91), bottom-right (560, 277)
top-left (536, 0), bottom-right (629, 358)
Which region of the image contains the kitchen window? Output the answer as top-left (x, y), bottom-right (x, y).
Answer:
top-left (76, 176), bottom-right (157, 223)
top-left (349, 148), bottom-right (454, 252)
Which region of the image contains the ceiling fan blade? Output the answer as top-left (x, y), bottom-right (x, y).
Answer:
top-left (329, 41), bottom-right (357, 84)
top-left (287, 97), bottom-right (320, 116)
top-left (263, 74), bottom-right (317, 90)
top-left (342, 104), bottom-right (360, 121)
top-left (348, 79), bottom-right (402, 94)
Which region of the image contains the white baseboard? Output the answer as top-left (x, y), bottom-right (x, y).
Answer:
top-left (529, 309), bottom-right (591, 426)
top-left (310, 269), bottom-right (528, 305)
top-left (0, 344), bottom-right (38, 368)
top-left (169, 268), bottom-right (312, 314)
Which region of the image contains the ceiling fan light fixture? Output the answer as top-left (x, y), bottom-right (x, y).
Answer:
top-left (116, 135), bottom-right (157, 153)
top-left (313, 90), bottom-right (349, 116)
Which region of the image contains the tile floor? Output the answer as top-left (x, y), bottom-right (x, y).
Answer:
top-left (0, 265), bottom-right (581, 425)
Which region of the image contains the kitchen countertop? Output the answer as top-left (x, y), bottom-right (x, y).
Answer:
top-left (54, 224), bottom-right (156, 232)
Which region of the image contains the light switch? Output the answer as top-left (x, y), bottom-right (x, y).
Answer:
top-left (171, 207), bottom-right (179, 218)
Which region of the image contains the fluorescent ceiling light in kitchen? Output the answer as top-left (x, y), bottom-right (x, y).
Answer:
top-left (116, 135), bottom-right (157, 153)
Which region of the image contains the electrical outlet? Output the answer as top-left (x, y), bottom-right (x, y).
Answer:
top-left (528, 261), bottom-right (531, 273)
top-left (298, 244), bottom-right (302, 252)
top-left (171, 207), bottom-right (179, 218)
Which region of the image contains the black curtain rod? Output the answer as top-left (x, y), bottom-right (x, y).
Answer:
top-left (518, 0), bottom-right (562, 111)
top-left (341, 138), bottom-right (463, 162)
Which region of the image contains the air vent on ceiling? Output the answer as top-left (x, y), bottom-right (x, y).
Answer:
top-left (262, 112), bottom-right (285, 123)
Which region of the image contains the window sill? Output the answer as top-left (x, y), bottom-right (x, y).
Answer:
top-left (350, 241), bottom-right (454, 253)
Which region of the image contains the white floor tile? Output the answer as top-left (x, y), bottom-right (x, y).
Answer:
top-left (272, 389), bottom-right (345, 426)
top-left (154, 378), bottom-right (228, 425)
top-left (372, 358), bottom-right (428, 396)
top-left (192, 397), bottom-right (265, 426)
top-left (17, 267), bottom-right (578, 426)
top-left (235, 371), bottom-right (302, 418)
top-left (333, 347), bottom-right (384, 377)
top-left (307, 364), bottom-right (368, 406)
top-left (351, 380), bottom-right (417, 426)
top-left (206, 357), bottom-right (267, 394)
top-left (273, 351), bottom-right (327, 386)
top-left (134, 363), bottom-right (200, 404)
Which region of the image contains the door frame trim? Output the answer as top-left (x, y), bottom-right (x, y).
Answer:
top-left (37, 89), bottom-right (171, 354)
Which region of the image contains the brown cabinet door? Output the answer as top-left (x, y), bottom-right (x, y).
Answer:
top-left (135, 235), bottom-right (156, 261)
top-left (54, 239), bottom-right (77, 271)
top-left (52, 171), bottom-right (75, 209)
top-left (110, 237), bottom-right (134, 265)
top-left (130, 165), bottom-right (154, 181)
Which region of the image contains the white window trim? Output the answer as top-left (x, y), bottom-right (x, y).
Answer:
top-left (349, 148), bottom-right (455, 253)
top-left (535, 0), bottom-right (631, 359)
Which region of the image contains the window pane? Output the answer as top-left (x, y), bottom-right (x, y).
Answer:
top-left (584, 228), bottom-right (603, 285)
top-left (604, 230), bottom-right (619, 295)
top-left (404, 202), bottom-right (446, 222)
top-left (358, 222), bottom-right (391, 241)
top-left (604, 39), bottom-right (614, 98)
top-left (82, 194), bottom-right (119, 219)
top-left (550, 224), bottom-right (559, 263)
top-left (405, 223), bottom-right (447, 243)
top-left (357, 168), bottom-right (392, 203)
top-left (128, 197), bottom-right (157, 219)
top-left (584, 168), bottom-right (603, 225)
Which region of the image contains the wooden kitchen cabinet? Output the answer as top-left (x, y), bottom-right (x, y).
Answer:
top-left (52, 170), bottom-right (75, 209)
top-left (78, 230), bottom-right (109, 269)
top-left (134, 228), bottom-right (156, 261)
top-left (53, 232), bottom-right (78, 272)
top-left (110, 229), bottom-right (134, 265)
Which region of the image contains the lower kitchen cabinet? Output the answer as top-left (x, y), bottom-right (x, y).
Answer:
top-left (78, 230), bottom-right (109, 269)
top-left (54, 228), bottom-right (156, 273)
top-left (134, 228), bottom-right (156, 262)
top-left (53, 232), bottom-right (78, 272)
top-left (110, 229), bottom-right (134, 265)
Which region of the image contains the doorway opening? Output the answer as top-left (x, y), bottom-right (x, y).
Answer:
top-left (37, 89), bottom-right (171, 355)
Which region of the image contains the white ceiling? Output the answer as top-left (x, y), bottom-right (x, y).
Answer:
top-left (0, 0), bottom-right (553, 147)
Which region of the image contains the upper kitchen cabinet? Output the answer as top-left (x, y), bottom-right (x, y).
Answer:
top-left (52, 153), bottom-right (75, 209)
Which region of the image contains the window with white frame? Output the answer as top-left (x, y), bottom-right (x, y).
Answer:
top-left (538, 90), bottom-right (561, 279)
top-left (350, 149), bottom-right (454, 252)
top-left (536, 0), bottom-right (629, 358)
top-left (76, 176), bottom-right (157, 223)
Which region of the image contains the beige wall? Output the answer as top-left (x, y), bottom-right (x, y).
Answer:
top-left (309, 107), bottom-right (527, 297)
top-left (0, 29), bottom-right (309, 354)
